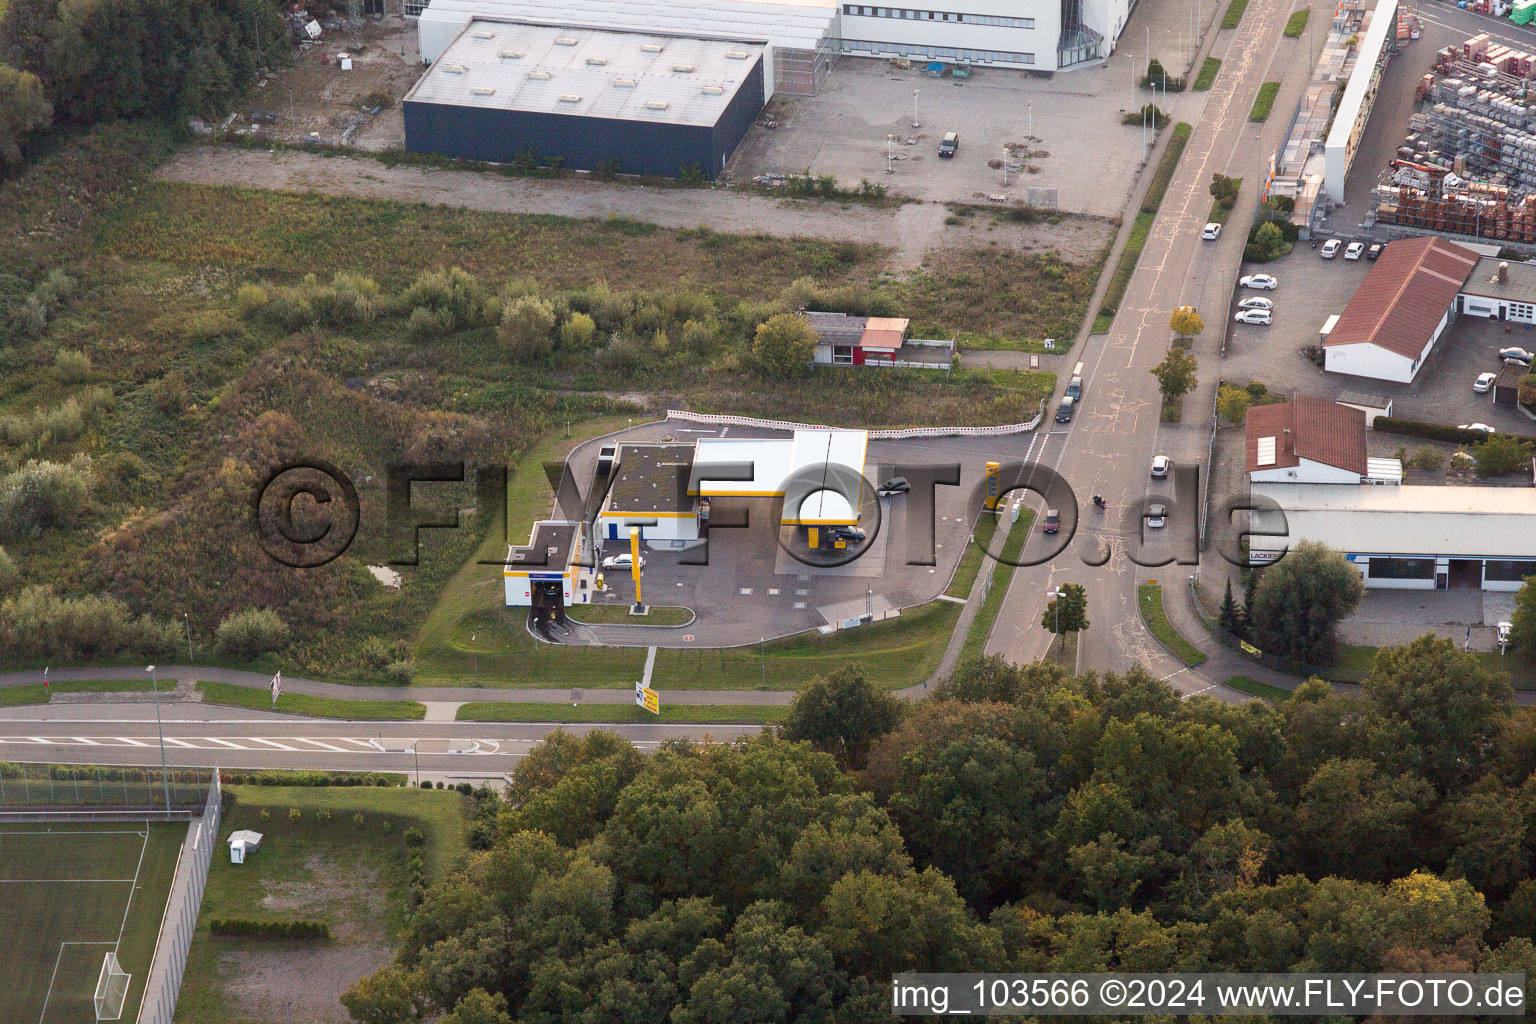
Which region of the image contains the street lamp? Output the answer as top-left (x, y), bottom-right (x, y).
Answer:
top-left (145, 665), bottom-right (171, 819)
top-left (1047, 588), bottom-right (1064, 656)
top-left (471, 633), bottom-right (478, 686)
top-left (1028, 101), bottom-right (1034, 139)
top-left (912, 88), bottom-right (920, 129)
top-left (886, 133), bottom-right (894, 174)
top-left (184, 612), bottom-right (193, 664)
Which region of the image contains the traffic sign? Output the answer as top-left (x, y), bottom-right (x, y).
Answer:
top-left (1239, 640), bottom-right (1261, 656)
top-left (634, 680), bottom-right (660, 715)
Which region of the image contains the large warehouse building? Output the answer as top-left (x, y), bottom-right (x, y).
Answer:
top-left (412, 0), bottom-right (1134, 83)
top-left (402, 22), bottom-right (765, 177)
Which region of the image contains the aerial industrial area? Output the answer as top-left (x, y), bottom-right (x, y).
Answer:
top-left (2, 0), bottom-right (1536, 1019)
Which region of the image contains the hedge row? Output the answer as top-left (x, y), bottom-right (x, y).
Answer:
top-left (209, 919), bottom-right (330, 940)
top-left (224, 770), bottom-right (399, 787)
top-left (1372, 416), bottom-right (1496, 445)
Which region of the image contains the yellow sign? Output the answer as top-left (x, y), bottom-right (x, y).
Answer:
top-left (984, 462), bottom-right (1001, 511)
top-left (1240, 641), bottom-right (1262, 656)
top-left (634, 681), bottom-right (660, 714)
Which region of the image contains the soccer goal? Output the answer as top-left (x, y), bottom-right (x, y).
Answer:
top-left (93, 951), bottom-right (130, 1021)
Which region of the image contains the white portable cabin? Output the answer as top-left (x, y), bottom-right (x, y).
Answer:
top-left (227, 829), bottom-right (264, 864)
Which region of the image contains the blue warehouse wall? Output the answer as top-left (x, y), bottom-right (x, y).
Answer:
top-left (404, 55), bottom-right (764, 180)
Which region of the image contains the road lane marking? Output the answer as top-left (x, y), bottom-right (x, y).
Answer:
top-left (291, 738), bottom-right (349, 752)
top-left (246, 738), bottom-right (299, 750)
top-left (202, 738), bottom-right (247, 749)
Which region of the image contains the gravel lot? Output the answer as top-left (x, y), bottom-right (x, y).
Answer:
top-left (156, 146), bottom-right (1113, 271)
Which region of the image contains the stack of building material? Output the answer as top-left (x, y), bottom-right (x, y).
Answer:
top-left (1514, 0), bottom-right (1536, 26)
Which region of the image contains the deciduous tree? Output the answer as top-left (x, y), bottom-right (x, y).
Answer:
top-left (1169, 305), bottom-right (1205, 338)
top-left (1150, 348), bottom-right (1198, 403)
top-left (781, 665), bottom-right (903, 769)
top-left (0, 63), bottom-right (50, 166)
top-left (752, 313), bottom-right (817, 378)
top-left (1249, 540), bottom-right (1363, 664)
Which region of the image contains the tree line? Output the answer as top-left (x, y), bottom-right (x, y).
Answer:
top-left (340, 641), bottom-right (1536, 1023)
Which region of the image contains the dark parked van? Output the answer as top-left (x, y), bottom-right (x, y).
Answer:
top-left (1055, 396), bottom-right (1075, 423)
top-left (939, 132), bottom-right (959, 157)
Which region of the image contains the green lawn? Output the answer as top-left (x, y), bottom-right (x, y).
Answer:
top-left (457, 701), bottom-right (786, 723)
top-left (0, 678), bottom-right (160, 706)
top-left (1137, 584), bottom-right (1208, 666)
top-left (567, 604), bottom-right (693, 626)
top-left (196, 681), bottom-right (426, 719)
top-left (945, 510), bottom-right (993, 599)
top-left (177, 786), bottom-right (469, 1024)
top-left (1222, 0), bottom-right (1249, 29)
top-left (1249, 82), bottom-right (1282, 122)
top-left (0, 821), bottom-right (183, 1024)
top-left (1095, 123), bottom-right (1192, 335)
top-left (1224, 675), bottom-right (1294, 701)
top-left (1193, 57), bottom-right (1222, 91)
top-left (1283, 9), bottom-right (1310, 36)
top-left (961, 510), bottom-right (1033, 660)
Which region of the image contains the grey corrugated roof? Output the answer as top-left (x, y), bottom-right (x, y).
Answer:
top-left (421, 0), bottom-right (836, 52)
top-left (405, 20), bottom-right (763, 125)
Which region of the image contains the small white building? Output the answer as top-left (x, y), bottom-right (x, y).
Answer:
top-left (595, 443), bottom-right (705, 550)
top-left (1250, 483), bottom-right (1536, 591)
top-left (1456, 256), bottom-right (1536, 324)
top-left (1323, 235), bottom-right (1479, 383)
top-left (1245, 393), bottom-right (1401, 485)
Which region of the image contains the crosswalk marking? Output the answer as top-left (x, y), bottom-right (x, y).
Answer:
top-left (291, 738), bottom-right (348, 752)
top-left (245, 738), bottom-right (299, 750)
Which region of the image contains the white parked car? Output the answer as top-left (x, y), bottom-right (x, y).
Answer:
top-left (1498, 621), bottom-right (1513, 650)
top-left (1202, 222), bottom-right (1222, 240)
top-left (1151, 455), bottom-right (1171, 479)
top-left (1237, 297), bottom-right (1273, 311)
top-left (601, 553), bottom-right (646, 570)
top-left (1474, 372), bottom-right (1498, 393)
top-left (1146, 503), bottom-right (1167, 529)
top-left (1239, 274), bottom-right (1278, 290)
top-left (1458, 423), bottom-right (1497, 433)
top-left (1320, 239), bottom-right (1342, 258)
top-left (1234, 309), bottom-right (1273, 325)
top-left (1344, 242), bottom-right (1365, 260)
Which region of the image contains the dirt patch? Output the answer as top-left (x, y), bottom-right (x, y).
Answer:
top-left (154, 146), bottom-right (1113, 271)
top-left (257, 855), bottom-right (388, 942)
top-left (218, 943), bottom-right (392, 1024)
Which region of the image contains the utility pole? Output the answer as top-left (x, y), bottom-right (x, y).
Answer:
top-left (471, 633), bottom-right (478, 686)
top-left (145, 665), bottom-right (171, 820)
top-left (911, 88), bottom-right (920, 128)
top-left (184, 613), bottom-right (193, 664)
top-left (760, 636), bottom-right (766, 687)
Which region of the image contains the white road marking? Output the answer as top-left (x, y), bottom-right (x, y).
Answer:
top-left (245, 738), bottom-right (299, 751)
top-left (291, 738), bottom-right (349, 752)
top-left (201, 738), bottom-right (247, 749)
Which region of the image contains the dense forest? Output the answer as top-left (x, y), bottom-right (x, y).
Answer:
top-left (341, 636), bottom-right (1536, 1023)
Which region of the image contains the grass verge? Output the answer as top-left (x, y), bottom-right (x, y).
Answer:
top-left (1094, 123), bottom-right (1192, 335)
top-left (1249, 82), bottom-right (1281, 123)
top-left (457, 702), bottom-right (786, 723)
top-left (960, 510), bottom-right (1033, 661)
top-left (0, 678), bottom-right (161, 706)
top-left (1193, 57), bottom-right (1221, 90)
top-left (566, 604), bottom-right (693, 626)
top-left (196, 681), bottom-right (426, 719)
top-left (1283, 9), bottom-right (1309, 36)
top-left (178, 786), bottom-right (469, 1024)
top-left (1224, 675), bottom-right (1294, 701)
top-left (1222, 0), bottom-right (1249, 29)
top-left (1137, 584), bottom-right (1208, 666)
top-left (945, 511), bottom-right (992, 599)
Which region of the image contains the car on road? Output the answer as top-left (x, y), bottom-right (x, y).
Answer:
top-left (1043, 509), bottom-right (1060, 534)
top-left (1474, 372), bottom-right (1499, 393)
top-left (938, 132), bottom-right (959, 157)
top-left (1202, 222), bottom-right (1222, 240)
top-left (1237, 297), bottom-right (1273, 311)
top-left (1320, 239), bottom-right (1342, 258)
top-left (1234, 309), bottom-right (1273, 325)
top-left (1146, 503), bottom-right (1167, 529)
top-left (1240, 274), bottom-right (1278, 290)
top-left (1065, 375), bottom-right (1085, 400)
top-left (1344, 242), bottom-right (1365, 260)
top-left (1367, 243), bottom-right (1384, 261)
top-left (1055, 396), bottom-right (1076, 423)
top-left (1151, 454), bottom-right (1170, 479)
top-left (601, 553), bottom-right (645, 570)
top-left (1499, 347), bottom-right (1534, 364)
top-left (878, 477), bottom-right (910, 496)
top-left (1458, 423), bottom-right (1497, 433)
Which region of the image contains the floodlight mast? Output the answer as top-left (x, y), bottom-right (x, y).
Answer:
top-left (145, 665), bottom-right (171, 819)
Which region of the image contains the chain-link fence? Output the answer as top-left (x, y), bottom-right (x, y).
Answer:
top-left (139, 771), bottom-right (222, 1024)
top-left (0, 764), bottom-right (215, 814)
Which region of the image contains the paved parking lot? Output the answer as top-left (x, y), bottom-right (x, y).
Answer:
top-left (559, 420), bottom-right (1006, 646)
top-left (1219, 245), bottom-right (1536, 432)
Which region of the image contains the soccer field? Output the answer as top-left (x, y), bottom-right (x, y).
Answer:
top-left (0, 822), bottom-right (184, 1024)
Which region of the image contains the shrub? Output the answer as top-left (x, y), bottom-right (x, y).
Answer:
top-left (382, 660), bottom-right (414, 685)
top-left (54, 349), bottom-right (92, 383)
top-left (0, 456), bottom-right (94, 539)
top-left (259, 808), bottom-right (271, 821)
top-left (560, 311), bottom-right (597, 350)
top-left (235, 284), bottom-right (269, 317)
top-left (0, 547), bottom-right (15, 597)
top-left (353, 812), bottom-right (366, 828)
top-left (209, 919), bottom-right (330, 940)
top-left (498, 295), bottom-right (557, 359)
top-left (403, 826), bottom-right (424, 847)
top-left (150, 371), bottom-right (189, 414)
top-left (1474, 434), bottom-right (1534, 477)
top-left (1407, 446), bottom-right (1444, 472)
top-left (317, 808), bottom-right (332, 823)
top-left (379, 818), bottom-right (392, 833)
top-left (397, 268), bottom-right (483, 330)
top-left (214, 607), bottom-right (291, 660)
top-left (406, 305), bottom-right (447, 343)
top-left (752, 313), bottom-right (817, 378)
top-left (419, 780), bottom-right (433, 788)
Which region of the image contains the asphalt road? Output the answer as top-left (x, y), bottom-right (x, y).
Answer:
top-left (987, 0), bottom-right (1316, 688)
top-left (0, 703), bottom-right (765, 774)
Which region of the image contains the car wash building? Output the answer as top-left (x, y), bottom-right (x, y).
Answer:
top-left (503, 519), bottom-right (597, 608)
